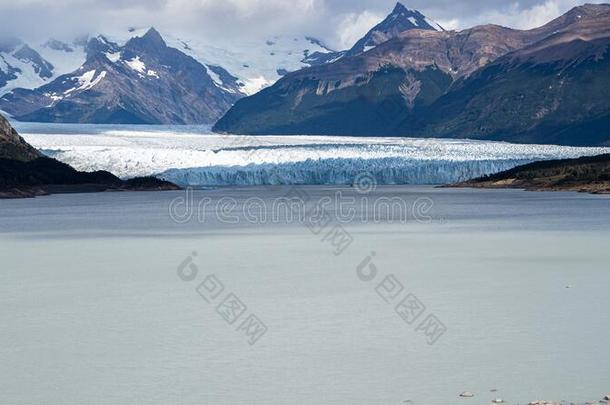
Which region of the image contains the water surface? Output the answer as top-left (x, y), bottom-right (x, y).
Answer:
top-left (1, 186), bottom-right (609, 405)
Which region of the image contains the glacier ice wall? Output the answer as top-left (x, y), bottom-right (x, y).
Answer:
top-left (159, 158), bottom-right (535, 186)
top-left (19, 126), bottom-right (610, 186)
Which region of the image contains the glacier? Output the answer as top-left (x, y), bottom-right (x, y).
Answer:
top-left (160, 158), bottom-right (537, 186)
top-left (16, 123), bottom-right (610, 186)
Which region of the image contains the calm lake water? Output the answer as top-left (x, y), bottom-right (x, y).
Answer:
top-left (1, 186), bottom-right (609, 405)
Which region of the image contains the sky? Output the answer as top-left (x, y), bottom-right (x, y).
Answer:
top-left (0, 0), bottom-right (606, 49)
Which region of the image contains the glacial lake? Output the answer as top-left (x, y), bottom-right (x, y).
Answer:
top-left (1, 186), bottom-right (609, 405)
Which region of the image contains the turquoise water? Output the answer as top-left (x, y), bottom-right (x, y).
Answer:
top-left (1, 186), bottom-right (609, 404)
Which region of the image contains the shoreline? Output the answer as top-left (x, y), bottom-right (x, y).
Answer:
top-left (449, 154), bottom-right (610, 195)
top-left (0, 181), bottom-right (181, 199)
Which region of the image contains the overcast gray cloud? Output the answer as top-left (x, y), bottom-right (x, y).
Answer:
top-left (0, 0), bottom-right (606, 49)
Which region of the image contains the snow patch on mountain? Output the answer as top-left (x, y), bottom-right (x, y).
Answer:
top-left (163, 34), bottom-right (336, 95)
top-left (64, 70), bottom-right (106, 95)
top-left (240, 76), bottom-right (274, 95)
top-left (125, 56), bottom-right (146, 74)
top-left (2, 26), bottom-right (341, 98)
top-left (0, 39), bottom-right (86, 96)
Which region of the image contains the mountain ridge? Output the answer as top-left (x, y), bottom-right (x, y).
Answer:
top-left (214, 3), bottom-right (610, 146)
top-left (0, 28), bottom-right (246, 124)
top-left (346, 2), bottom-right (443, 57)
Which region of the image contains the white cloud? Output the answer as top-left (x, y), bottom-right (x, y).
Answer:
top-left (437, 0), bottom-right (608, 30)
top-left (0, 0), bottom-right (607, 50)
top-left (335, 10), bottom-right (384, 49)
top-left (465, 0), bottom-right (565, 29)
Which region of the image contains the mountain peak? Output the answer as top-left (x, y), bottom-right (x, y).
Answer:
top-left (124, 27), bottom-right (167, 54)
top-left (141, 27), bottom-right (166, 47)
top-left (346, 2), bottom-right (440, 56)
top-left (391, 2), bottom-right (419, 15)
top-left (392, 2), bottom-right (408, 13)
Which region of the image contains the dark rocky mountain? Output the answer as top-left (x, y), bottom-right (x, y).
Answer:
top-left (0, 113), bottom-right (41, 161)
top-left (214, 3), bottom-right (610, 146)
top-left (0, 28), bottom-right (247, 124)
top-left (0, 113), bottom-right (179, 198)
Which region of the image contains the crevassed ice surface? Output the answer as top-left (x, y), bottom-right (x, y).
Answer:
top-left (16, 123), bottom-right (610, 186)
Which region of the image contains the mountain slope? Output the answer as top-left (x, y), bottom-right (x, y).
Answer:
top-left (165, 34), bottom-right (340, 94)
top-left (418, 4), bottom-right (610, 146)
top-left (0, 29), bottom-right (246, 124)
top-left (0, 113), bottom-right (40, 161)
top-left (298, 2), bottom-right (445, 71)
top-left (213, 16), bottom-right (540, 135)
top-left (0, 37), bottom-right (86, 95)
top-left (214, 3), bottom-right (610, 146)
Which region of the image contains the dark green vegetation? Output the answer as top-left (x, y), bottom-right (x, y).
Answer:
top-left (452, 154), bottom-right (610, 194)
top-left (214, 4), bottom-right (610, 146)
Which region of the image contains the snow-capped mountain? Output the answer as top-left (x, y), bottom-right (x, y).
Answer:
top-left (0, 1), bottom-right (451, 125)
top-left (0, 37), bottom-right (86, 96)
top-left (346, 2), bottom-right (444, 56)
top-left (0, 29), bottom-right (245, 124)
top-left (0, 25), bottom-right (341, 123)
top-left (161, 33), bottom-right (338, 95)
top-left (291, 2), bottom-right (446, 69)
top-left (0, 28), bottom-right (339, 100)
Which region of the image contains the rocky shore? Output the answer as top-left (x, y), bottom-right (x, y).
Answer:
top-left (453, 393), bottom-right (610, 404)
top-left (451, 154), bottom-right (610, 194)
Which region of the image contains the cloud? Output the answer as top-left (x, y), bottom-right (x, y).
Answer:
top-left (0, 0), bottom-right (606, 49)
top-left (334, 10), bottom-right (384, 50)
top-left (429, 0), bottom-right (608, 31)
